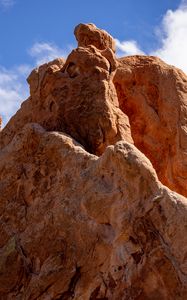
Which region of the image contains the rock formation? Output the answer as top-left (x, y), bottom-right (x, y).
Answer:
top-left (74, 23), bottom-right (116, 53)
top-left (0, 43), bottom-right (132, 156)
top-left (114, 55), bottom-right (187, 197)
top-left (0, 24), bottom-right (187, 299)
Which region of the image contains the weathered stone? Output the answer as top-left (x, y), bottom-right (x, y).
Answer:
top-left (0, 23), bottom-right (187, 299)
top-left (114, 55), bottom-right (187, 197)
top-left (0, 124), bottom-right (187, 299)
top-left (74, 23), bottom-right (116, 53)
top-left (0, 46), bottom-right (132, 156)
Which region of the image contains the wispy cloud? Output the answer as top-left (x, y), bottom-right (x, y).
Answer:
top-left (115, 39), bottom-right (145, 56)
top-left (0, 0), bottom-right (15, 9)
top-left (0, 66), bottom-right (30, 126)
top-left (150, 3), bottom-right (187, 73)
top-left (0, 42), bottom-right (69, 126)
top-left (181, 0), bottom-right (187, 8)
top-left (29, 42), bottom-right (68, 65)
top-left (116, 1), bottom-right (187, 74)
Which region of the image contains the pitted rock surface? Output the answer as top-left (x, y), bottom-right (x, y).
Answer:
top-left (114, 55), bottom-right (187, 196)
top-left (0, 23), bottom-right (187, 299)
top-left (0, 31), bottom-right (132, 156)
top-left (74, 23), bottom-right (116, 53)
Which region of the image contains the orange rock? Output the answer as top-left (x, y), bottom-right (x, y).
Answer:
top-left (0, 45), bottom-right (132, 155)
top-left (114, 55), bottom-right (187, 197)
top-left (74, 23), bottom-right (116, 53)
top-left (0, 24), bottom-right (187, 299)
top-left (0, 124), bottom-right (187, 299)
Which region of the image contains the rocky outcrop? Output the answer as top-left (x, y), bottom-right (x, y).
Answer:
top-left (114, 55), bottom-right (187, 197)
top-left (74, 23), bottom-right (116, 53)
top-left (0, 23), bottom-right (187, 299)
top-left (1, 25), bottom-right (187, 195)
top-left (0, 124), bottom-right (187, 299)
top-left (0, 40), bottom-right (132, 156)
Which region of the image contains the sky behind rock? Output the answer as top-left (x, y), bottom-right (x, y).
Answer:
top-left (0, 0), bottom-right (187, 125)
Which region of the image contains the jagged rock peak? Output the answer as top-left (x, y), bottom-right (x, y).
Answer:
top-left (74, 23), bottom-right (116, 52)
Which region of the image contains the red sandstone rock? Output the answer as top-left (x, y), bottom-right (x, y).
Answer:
top-left (0, 45), bottom-right (132, 155)
top-left (0, 23), bottom-right (187, 299)
top-left (114, 55), bottom-right (187, 197)
top-left (0, 124), bottom-right (187, 299)
top-left (74, 23), bottom-right (116, 53)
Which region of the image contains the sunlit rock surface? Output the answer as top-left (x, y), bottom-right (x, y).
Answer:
top-left (0, 23), bottom-right (187, 299)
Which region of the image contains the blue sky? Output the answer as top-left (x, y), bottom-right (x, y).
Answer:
top-left (0, 0), bottom-right (187, 125)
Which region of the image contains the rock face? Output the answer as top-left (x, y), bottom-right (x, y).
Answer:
top-left (74, 23), bottom-right (116, 53)
top-left (0, 37), bottom-right (132, 155)
top-left (0, 24), bottom-right (187, 299)
top-left (114, 55), bottom-right (187, 197)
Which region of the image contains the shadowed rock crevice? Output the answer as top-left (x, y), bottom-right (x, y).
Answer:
top-left (56, 266), bottom-right (81, 300)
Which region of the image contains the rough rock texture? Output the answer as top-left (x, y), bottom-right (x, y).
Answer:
top-left (114, 56), bottom-right (187, 197)
top-left (0, 124), bottom-right (187, 299)
top-left (0, 23), bottom-right (187, 299)
top-left (1, 25), bottom-right (187, 194)
top-left (74, 23), bottom-right (116, 53)
top-left (0, 45), bottom-right (132, 156)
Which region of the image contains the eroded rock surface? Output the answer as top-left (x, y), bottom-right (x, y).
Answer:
top-left (74, 23), bottom-right (116, 53)
top-left (114, 55), bottom-right (187, 196)
top-left (0, 124), bottom-right (187, 299)
top-left (0, 23), bottom-right (187, 299)
top-left (0, 34), bottom-right (132, 155)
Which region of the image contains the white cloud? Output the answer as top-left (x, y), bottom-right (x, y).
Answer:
top-left (116, 1), bottom-right (187, 74)
top-left (0, 66), bottom-right (30, 127)
top-left (29, 42), bottom-right (68, 66)
top-left (150, 3), bottom-right (187, 73)
top-left (0, 0), bottom-right (14, 9)
top-left (0, 42), bottom-right (68, 126)
top-left (115, 39), bottom-right (145, 56)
